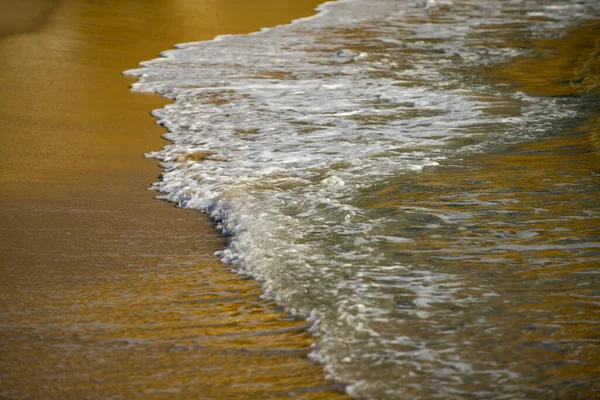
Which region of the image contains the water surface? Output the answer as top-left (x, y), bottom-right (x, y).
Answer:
top-left (126, 0), bottom-right (600, 398)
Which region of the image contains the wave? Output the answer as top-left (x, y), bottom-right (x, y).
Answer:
top-left (125, 0), bottom-right (600, 398)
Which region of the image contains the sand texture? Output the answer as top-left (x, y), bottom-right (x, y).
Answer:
top-left (0, 0), bottom-right (347, 398)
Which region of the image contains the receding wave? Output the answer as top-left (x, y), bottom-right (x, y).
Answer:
top-left (125, 0), bottom-right (600, 398)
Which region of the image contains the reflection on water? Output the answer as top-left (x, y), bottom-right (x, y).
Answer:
top-left (120, 4), bottom-right (600, 397)
top-left (361, 122), bottom-right (599, 398)
top-left (491, 22), bottom-right (600, 96)
top-left (0, 0), bottom-right (346, 398)
top-left (3, 0), bottom-right (597, 397)
top-left (355, 23), bottom-right (599, 399)
top-left (1, 252), bottom-right (346, 399)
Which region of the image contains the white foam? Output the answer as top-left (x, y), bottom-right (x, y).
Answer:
top-left (125, 0), bottom-right (600, 398)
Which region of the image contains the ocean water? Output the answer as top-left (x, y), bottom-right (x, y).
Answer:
top-left (125, 0), bottom-right (600, 399)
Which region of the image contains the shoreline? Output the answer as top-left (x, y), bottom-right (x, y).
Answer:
top-left (0, 0), bottom-right (348, 398)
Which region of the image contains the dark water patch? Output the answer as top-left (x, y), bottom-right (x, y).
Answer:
top-left (487, 20), bottom-right (600, 98)
top-left (355, 88), bottom-right (600, 400)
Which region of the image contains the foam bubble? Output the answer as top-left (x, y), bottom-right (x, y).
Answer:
top-left (125, 0), bottom-right (600, 397)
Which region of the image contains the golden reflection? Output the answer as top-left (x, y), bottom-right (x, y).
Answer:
top-left (358, 23), bottom-right (599, 397)
top-left (491, 20), bottom-right (600, 96)
top-left (3, 255), bottom-right (345, 398)
top-left (0, 0), bottom-right (346, 398)
top-left (573, 37), bottom-right (600, 93)
top-left (361, 121), bottom-right (599, 398)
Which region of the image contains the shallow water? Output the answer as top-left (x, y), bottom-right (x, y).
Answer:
top-left (353, 122), bottom-right (599, 399)
top-left (126, 0), bottom-right (600, 398)
top-left (0, 0), bottom-right (346, 398)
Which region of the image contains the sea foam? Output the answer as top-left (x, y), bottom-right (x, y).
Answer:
top-left (125, 0), bottom-right (600, 397)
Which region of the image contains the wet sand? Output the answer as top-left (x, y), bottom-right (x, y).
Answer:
top-left (0, 0), bottom-right (348, 398)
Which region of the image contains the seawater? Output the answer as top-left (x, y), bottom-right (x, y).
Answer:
top-left (125, 0), bottom-right (600, 398)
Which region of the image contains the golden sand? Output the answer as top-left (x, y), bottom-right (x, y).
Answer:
top-left (0, 0), bottom-right (348, 398)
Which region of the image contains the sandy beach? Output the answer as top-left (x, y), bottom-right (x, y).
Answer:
top-left (0, 0), bottom-right (347, 398)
